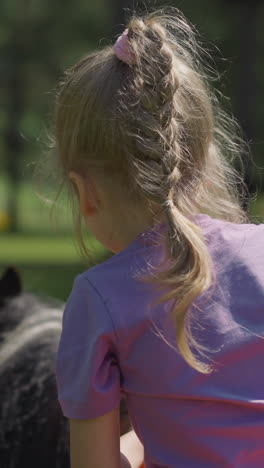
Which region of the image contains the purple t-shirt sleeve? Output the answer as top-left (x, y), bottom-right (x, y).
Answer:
top-left (55, 274), bottom-right (121, 419)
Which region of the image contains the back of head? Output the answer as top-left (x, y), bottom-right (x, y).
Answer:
top-left (54, 8), bottom-right (250, 373)
top-left (55, 8), bottom-right (248, 220)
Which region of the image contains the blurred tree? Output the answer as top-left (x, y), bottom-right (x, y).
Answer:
top-left (111, 0), bottom-right (133, 37)
top-left (3, 1), bottom-right (29, 232)
top-left (222, 0), bottom-right (263, 193)
top-left (1, 0), bottom-right (110, 232)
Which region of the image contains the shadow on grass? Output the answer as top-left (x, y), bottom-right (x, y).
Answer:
top-left (0, 254), bottom-right (111, 302)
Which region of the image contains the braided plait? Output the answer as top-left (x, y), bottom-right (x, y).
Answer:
top-left (121, 18), bottom-right (186, 205)
top-left (122, 18), bottom-right (196, 261)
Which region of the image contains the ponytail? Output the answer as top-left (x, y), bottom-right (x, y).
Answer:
top-left (121, 10), bottom-right (247, 373)
top-left (145, 201), bottom-right (216, 374)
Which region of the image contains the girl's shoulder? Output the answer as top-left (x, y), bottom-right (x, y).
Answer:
top-left (81, 213), bottom-right (264, 291)
top-left (198, 214), bottom-right (264, 258)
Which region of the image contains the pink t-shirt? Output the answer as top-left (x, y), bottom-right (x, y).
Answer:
top-left (56, 213), bottom-right (264, 467)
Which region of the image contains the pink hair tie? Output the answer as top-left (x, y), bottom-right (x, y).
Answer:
top-left (113, 28), bottom-right (136, 66)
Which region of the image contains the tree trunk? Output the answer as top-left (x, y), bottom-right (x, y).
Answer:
top-left (5, 42), bottom-right (24, 233)
top-left (112, 0), bottom-right (135, 37)
top-left (236, 3), bottom-right (259, 194)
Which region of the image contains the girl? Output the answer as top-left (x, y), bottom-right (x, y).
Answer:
top-left (55, 8), bottom-right (264, 468)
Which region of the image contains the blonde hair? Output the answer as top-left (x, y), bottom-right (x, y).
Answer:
top-left (54, 8), bottom-right (250, 373)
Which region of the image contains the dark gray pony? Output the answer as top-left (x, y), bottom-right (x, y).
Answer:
top-left (0, 267), bottom-right (130, 468)
top-left (0, 267), bottom-right (69, 468)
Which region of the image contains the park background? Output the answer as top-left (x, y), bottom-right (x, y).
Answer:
top-left (0, 0), bottom-right (263, 303)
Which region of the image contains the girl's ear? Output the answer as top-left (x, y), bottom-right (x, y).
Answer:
top-left (69, 171), bottom-right (99, 216)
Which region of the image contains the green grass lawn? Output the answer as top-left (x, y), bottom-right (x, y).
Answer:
top-left (0, 233), bottom-right (110, 301)
top-left (0, 248), bottom-right (110, 302)
top-left (0, 233), bottom-right (106, 264)
top-left (0, 175), bottom-right (74, 234)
